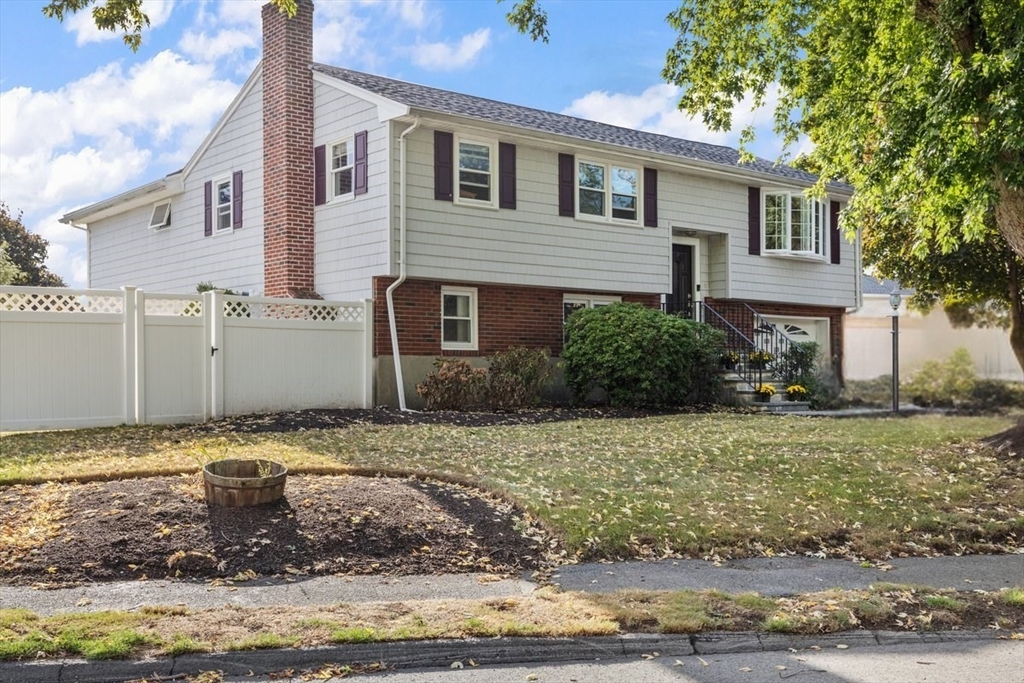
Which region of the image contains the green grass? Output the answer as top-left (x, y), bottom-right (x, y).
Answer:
top-left (1000, 587), bottom-right (1024, 607)
top-left (0, 610), bottom-right (155, 660)
top-left (2, 413), bottom-right (1020, 559)
top-left (222, 633), bottom-right (300, 651)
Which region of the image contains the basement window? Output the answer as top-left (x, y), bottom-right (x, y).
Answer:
top-left (149, 201), bottom-right (171, 230)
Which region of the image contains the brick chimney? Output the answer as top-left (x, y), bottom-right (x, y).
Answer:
top-left (262, 0), bottom-right (317, 299)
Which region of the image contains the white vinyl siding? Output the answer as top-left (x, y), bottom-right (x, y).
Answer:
top-left (314, 82), bottom-right (391, 300)
top-left (88, 76), bottom-right (265, 293)
top-left (397, 126), bottom-right (668, 294)
top-left (657, 171), bottom-right (855, 308)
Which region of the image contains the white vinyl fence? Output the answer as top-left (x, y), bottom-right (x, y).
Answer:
top-left (0, 286), bottom-right (373, 431)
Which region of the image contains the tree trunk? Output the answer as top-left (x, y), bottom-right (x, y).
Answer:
top-left (1007, 255), bottom-right (1024, 374)
top-left (995, 176), bottom-right (1024, 262)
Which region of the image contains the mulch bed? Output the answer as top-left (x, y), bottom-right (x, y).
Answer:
top-left (1, 474), bottom-right (553, 587)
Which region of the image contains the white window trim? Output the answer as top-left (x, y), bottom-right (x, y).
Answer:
top-left (575, 158), bottom-right (641, 225)
top-left (453, 134), bottom-right (499, 210)
top-left (562, 294), bottom-right (622, 324)
top-left (761, 190), bottom-right (828, 260)
top-left (148, 200), bottom-right (171, 230)
top-left (327, 137), bottom-right (355, 203)
top-left (441, 286), bottom-right (479, 351)
top-left (213, 175), bottom-right (233, 235)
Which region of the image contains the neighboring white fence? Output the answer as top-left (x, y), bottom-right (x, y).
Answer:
top-left (0, 286), bottom-right (373, 431)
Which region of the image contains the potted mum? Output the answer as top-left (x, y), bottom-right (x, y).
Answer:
top-left (786, 384), bottom-right (808, 402)
top-left (719, 350), bottom-right (740, 370)
top-left (754, 384), bottom-right (776, 403)
top-left (749, 350), bottom-right (773, 370)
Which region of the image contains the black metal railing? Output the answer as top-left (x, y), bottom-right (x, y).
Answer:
top-left (662, 300), bottom-right (809, 393)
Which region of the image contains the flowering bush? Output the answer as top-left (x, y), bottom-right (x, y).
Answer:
top-left (786, 384), bottom-right (808, 397)
top-left (749, 350), bottom-right (773, 364)
top-left (755, 384), bottom-right (776, 397)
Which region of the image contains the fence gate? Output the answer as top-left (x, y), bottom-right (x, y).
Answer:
top-left (0, 286), bottom-right (373, 431)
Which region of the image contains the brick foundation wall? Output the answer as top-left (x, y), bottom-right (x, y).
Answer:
top-left (372, 277), bottom-right (659, 357)
top-left (705, 297), bottom-right (846, 381)
top-left (262, 0), bottom-right (317, 298)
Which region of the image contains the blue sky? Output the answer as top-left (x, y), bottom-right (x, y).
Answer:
top-left (0, 0), bottom-right (788, 288)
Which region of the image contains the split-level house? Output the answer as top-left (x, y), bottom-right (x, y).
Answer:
top-left (62, 0), bottom-right (861, 408)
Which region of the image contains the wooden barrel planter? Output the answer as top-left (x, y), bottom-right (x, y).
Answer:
top-left (203, 459), bottom-right (287, 507)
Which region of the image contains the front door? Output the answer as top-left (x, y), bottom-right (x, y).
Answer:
top-left (668, 244), bottom-right (694, 317)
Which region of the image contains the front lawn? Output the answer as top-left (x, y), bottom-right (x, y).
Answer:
top-left (1, 413), bottom-right (1020, 560)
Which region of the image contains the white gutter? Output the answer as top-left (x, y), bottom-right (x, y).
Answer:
top-left (847, 225), bottom-right (864, 314)
top-left (386, 117), bottom-right (421, 411)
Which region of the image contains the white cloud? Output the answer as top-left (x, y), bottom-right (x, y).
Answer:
top-left (394, 0), bottom-right (428, 29)
top-left (64, 0), bottom-right (177, 46)
top-left (0, 50), bottom-right (237, 215)
top-left (562, 82), bottom-right (786, 156)
top-left (313, 9), bottom-right (369, 65)
top-left (411, 28), bottom-right (490, 71)
top-left (179, 28), bottom-right (258, 63)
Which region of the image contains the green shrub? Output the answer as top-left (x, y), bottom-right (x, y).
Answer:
top-left (808, 366), bottom-right (843, 410)
top-left (967, 379), bottom-right (1024, 411)
top-left (416, 358), bottom-right (487, 410)
top-left (904, 348), bottom-right (978, 407)
top-left (562, 303), bottom-right (724, 407)
top-left (485, 347), bottom-right (555, 410)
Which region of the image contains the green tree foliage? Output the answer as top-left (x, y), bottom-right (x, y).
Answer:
top-left (0, 203), bottom-right (65, 287)
top-left (0, 242), bottom-right (24, 285)
top-left (865, 216), bottom-right (1024, 372)
top-left (42, 0), bottom-right (298, 51)
top-left (509, 1), bottom-right (1024, 262)
top-left (562, 303), bottom-right (724, 407)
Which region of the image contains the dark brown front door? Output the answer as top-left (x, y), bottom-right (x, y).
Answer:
top-left (668, 244), bottom-right (694, 317)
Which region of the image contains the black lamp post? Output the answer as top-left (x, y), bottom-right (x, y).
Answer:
top-left (889, 287), bottom-right (902, 413)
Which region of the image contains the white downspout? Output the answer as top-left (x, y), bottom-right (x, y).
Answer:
top-left (386, 117), bottom-right (420, 411)
top-left (848, 225), bottom-right (864, 314)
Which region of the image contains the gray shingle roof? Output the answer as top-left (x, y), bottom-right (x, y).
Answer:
top-left (862, 275), bottom-right (914, 296)
top-left (313, 64), bottom-right (838, 188)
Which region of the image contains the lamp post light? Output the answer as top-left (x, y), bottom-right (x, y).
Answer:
top-left (889, 286), bottom-right (902, 413)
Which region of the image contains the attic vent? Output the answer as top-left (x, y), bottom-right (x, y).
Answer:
top-left (149, 201), bottom-right (171, 230)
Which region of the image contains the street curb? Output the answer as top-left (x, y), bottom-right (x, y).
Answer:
top-left (0, 629), bottom-right (1005, 683)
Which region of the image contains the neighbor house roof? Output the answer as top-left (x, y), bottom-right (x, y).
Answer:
top-left (862, 274), bottom-right (914, 296)
top-left (313, 64), bottom-right (848, 191)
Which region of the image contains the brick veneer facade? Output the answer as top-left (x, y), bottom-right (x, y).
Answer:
top-left (372, 277), bottom-right (660, 358)
top-left (704, 297), bottom-right (846, 381)
top-left (262, 0), bottom-right (317, 298)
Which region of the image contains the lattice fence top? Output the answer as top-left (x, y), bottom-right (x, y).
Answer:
top-left (0, 290), bottom-right (124, 314)
top-left (224, 299), bottom-right (363, 323)
top-left (145, 298), bottom-right (203, 316)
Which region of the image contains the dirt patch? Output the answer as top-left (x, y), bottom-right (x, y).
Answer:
top-left (0, 474), bottom-right (552, 586)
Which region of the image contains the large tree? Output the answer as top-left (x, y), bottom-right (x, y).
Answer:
top-left (864, 216), bottom-right (1024, 373)
top-left (0, 203), bottom-right (66, 287)
top-left (509, 0), bottom-right (1024, 263)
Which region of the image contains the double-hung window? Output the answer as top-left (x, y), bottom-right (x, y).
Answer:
top-left (764, 191), bottom-right (827, 258)
top-left (562, 294), bottom-right (621, 325)
top-left (329, 139), bottom-right (353, 201)
top-left (214, 177), bottom-right (233, 233)
top-left (455, 136), bottom-right (496, 207)
top-left (578, 160), bottom-right (638, 223)
top-left (441, 287), bottom-right (478, 350)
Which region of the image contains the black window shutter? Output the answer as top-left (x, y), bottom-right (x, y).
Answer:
top-left (314, 144), bottom-right (326, 206)
top-left (747, 187), bottom-right (761, 256)
top-left (354, 131), bottom-right (368, 195)
top-left (434, 131), bottom-right (453, 201)
top-left (643, 167), bottom-right (658, 227)
top-left (499, 142), bottom-right (516, 209)
top-left (558, 153), bottom-right (575, 217)
top-left (232, 170), bottom-right (243, 229)
top-left (830, 200), bottom-right (841, 264)
top-left (204, 180), bottom-right (212, 236)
